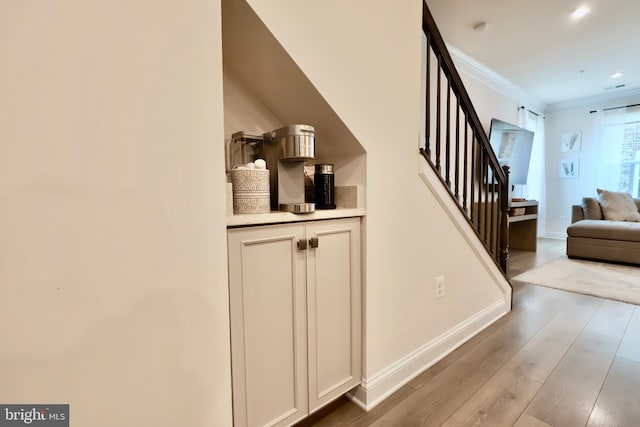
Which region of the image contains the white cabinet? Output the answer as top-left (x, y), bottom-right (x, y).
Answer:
top-left (228, 223), bottom-right (307, 427)
top-left (304, 218), bottom-right (362, 413)
top-left (228, 217), bottom-right (361, 427)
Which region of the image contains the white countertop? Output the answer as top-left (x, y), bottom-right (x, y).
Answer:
top-left (226, 208), bottom-right (365, 227)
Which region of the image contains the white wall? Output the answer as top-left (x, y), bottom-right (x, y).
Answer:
top-left (452, 47), bottom-right (548, 232)
top-left (0, 1), bottom-right (232, 425)
top-left (246, 0), bottom-right (508, 407)
top-left (544, 108), bottom-right (598, 236)
top-left (544, 90), bottom-right (640, 237)
top-left (451, 47), bottom-right (545, 133)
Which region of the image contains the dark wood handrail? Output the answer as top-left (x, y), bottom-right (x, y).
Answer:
top-left (422, 2), bottom-right (506, 183)
top-left (421, 1), bottom-right (510, 273)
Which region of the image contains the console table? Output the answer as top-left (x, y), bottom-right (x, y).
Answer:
top-left (508, 200), bottom-right (538, 251)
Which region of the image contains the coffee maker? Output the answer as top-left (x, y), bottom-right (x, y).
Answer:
top-left (263, 124), bottom-right (315, 213)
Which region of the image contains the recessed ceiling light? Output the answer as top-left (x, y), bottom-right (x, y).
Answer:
top-left (571, 6), bottom-right (590, 20)
top-left (473, 21), bottom-right (489, 32)
top-left (611, 72), bottom-right (624, 79)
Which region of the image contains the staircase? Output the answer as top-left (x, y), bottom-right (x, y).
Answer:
top-left (421, 2), bottom-right (510, 274)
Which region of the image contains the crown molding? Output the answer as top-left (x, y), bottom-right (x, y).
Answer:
top-left (444, 43), bottom-right (640, 115)
top-left (446, 44), bottom-right (546, 114)
top-left (545, 87), bottom-right (640, 113)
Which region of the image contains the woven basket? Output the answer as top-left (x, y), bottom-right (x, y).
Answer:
top-left (230, 169), bottom-right (270, 214)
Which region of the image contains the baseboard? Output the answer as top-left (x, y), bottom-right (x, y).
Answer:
top-left (543, 232), bottom-right (567, 240)
top-left (347, 300), bottom-right (507, 411)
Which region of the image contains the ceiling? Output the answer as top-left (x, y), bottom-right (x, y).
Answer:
top-left (425, 0), bottom-right (640, 106)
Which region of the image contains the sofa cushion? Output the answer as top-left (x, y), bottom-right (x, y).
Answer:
top-left (567, 219), bottom-right (640, 243)
top-left (596, 189), bottom-right (640, 222)
top-left (581, 197), bottom-right (603, 220)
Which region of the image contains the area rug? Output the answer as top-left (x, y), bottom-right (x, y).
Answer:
top-left (512, 256), bottom-right (640, 305)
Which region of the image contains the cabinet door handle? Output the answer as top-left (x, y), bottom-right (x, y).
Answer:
top-left (309, 237), bottom-right (319, 248)
top-left (297, 239), bottom-right (308, 251)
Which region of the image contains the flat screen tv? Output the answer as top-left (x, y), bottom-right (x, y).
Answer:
top-left (488, 118), bottom-right (534, 185)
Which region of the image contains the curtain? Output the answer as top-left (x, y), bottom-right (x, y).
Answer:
top-left (518, 108), bottom-right (546, 235)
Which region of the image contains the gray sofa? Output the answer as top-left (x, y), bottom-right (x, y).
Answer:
top-left (567, 197), bottom-right (640, 265)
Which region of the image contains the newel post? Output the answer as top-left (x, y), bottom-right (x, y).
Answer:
top-left (499, 165), bottom-right (510, 273)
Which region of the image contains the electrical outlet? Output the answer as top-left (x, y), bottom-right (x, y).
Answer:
top-left (435, 275), bottom-right (445, 299)
top-left (560, 215), bottom-right (566, 224)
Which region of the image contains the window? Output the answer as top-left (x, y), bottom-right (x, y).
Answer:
top-left (618, 123), bottom-right (640, 197)
top-left (598, 105), bottom-right (640, 198)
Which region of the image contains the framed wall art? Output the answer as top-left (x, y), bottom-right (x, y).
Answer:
top-left (561, 131), bottom-right (581, 152)
top-left (559, 158), bottom-right (579, 179)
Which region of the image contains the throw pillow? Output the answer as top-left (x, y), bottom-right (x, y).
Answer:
top-left (581, 197), bottom-right (603, 220)
top-left (596, 188), bottom-right (640, 222)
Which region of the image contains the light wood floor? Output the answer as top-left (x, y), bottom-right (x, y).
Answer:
top-left (296, 238), bottom-right (640, 427)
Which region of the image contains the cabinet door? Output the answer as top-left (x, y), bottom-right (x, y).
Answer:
top-left (228, 224), bottom-right (308, 427)
top-left (306, 218), bottom-right (362, 413)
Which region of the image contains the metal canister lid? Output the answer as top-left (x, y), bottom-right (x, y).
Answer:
top-left (231, 131), bottom-right (264, 142)
top-left (315, 163), bottom-right (334, 174)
